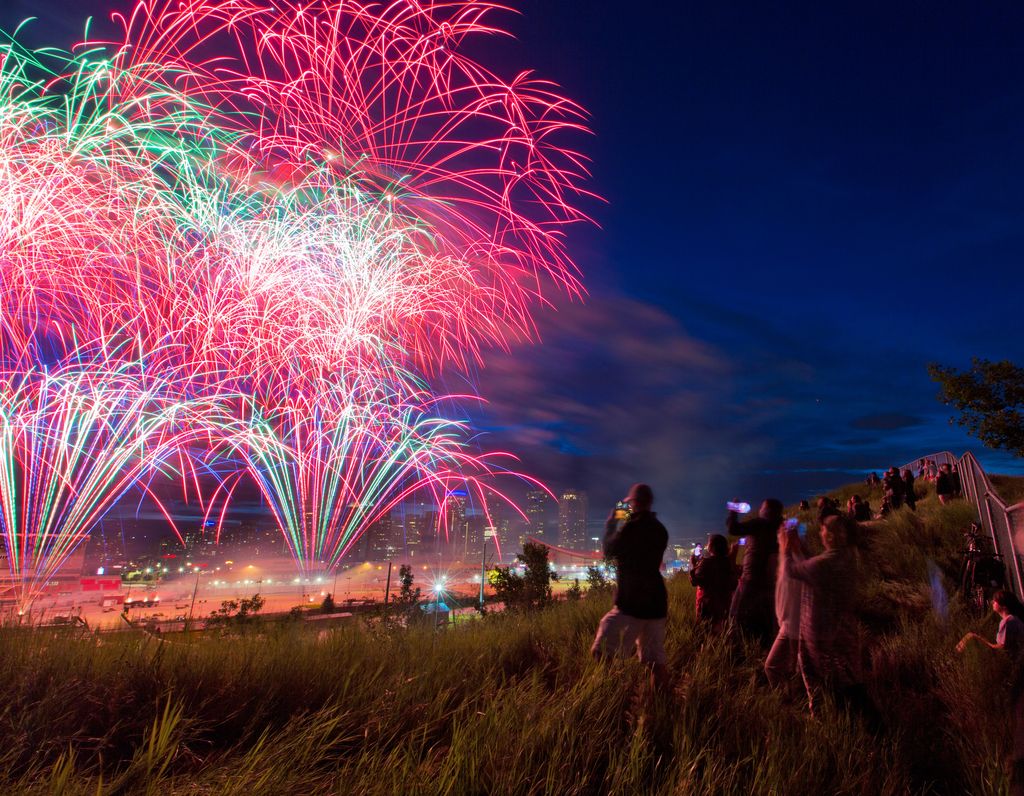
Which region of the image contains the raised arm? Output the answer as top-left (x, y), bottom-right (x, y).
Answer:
top-left (603, 513), bottom-right (624, 558)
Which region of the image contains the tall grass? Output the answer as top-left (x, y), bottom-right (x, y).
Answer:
top-left (0, 488), bottom-right (1014, 794)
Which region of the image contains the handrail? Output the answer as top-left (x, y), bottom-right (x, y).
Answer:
top-left (905, 450), bottom-right (1024, 600)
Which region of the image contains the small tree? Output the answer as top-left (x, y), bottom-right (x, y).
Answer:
top-left (585, 563), bottom-right (614, 595)
top-left (566, 578), bottom-right (583, 602)
top-left (321, 592), bottom-right (336, 613)
top-left (374, 564), bottom-right (421, 628)
top-left (394, 564), bottom-right (421, 609)
top-left (490, 541), bottom-right (558, 611)
top-left (930, 359), bottom-right (1024, 457)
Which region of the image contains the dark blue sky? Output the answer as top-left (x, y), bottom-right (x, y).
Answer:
top-left (5, 0), bottom-right (1024, 540)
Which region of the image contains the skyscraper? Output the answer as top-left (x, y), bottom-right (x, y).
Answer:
top-left (558, 489), bottom-right (589, 550)
top-left (525, 490), bottom-right (556, 544)
top-left (443, 490), bottom-right (470, 560)
top-left (364, 510), bottom-right (394, 560)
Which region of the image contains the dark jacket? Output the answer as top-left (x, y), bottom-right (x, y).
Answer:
top-left (690, 554), bottom-right (738, 623)
top-left (604, 511), bottom-right (669, 619)
top-left (726, 512), bottom-right (780, 590)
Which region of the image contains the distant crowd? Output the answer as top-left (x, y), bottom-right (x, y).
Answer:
top-left (858, 457), bottom-right (963, 517)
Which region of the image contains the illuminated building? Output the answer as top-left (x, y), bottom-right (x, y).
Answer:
top-left (525, 490), bottom-right (556, 544)
top-left (558, 489), bottom-right (589, 550)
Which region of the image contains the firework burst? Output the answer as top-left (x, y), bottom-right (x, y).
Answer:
top-left (0, 0), bottom-right (592, 590)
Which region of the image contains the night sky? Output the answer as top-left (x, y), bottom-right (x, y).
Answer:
top-left (5, 0), bottom-right (1024, 541)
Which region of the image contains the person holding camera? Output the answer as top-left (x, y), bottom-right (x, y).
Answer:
top-left (727, 498), bottom-right (784, 648)
top-left (590, 483), bottom-right (670, 690)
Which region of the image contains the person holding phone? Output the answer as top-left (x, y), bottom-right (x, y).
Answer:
top-left (727, 498), bottom-right (784, 648)
top-left (765, 518), bottom-right (805, 689)
top-left (591, 483), bottom-right (670, 690)
top-left (781, 514), bottom-right (867, 717)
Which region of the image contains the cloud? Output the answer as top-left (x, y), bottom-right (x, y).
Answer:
top-left (446, 294), bottom-right (773, 538)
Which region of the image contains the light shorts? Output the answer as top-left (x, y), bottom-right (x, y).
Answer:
top-left (590, 606), bottom-right (667, 666)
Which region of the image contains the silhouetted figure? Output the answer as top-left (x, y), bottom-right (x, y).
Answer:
top-left (883, 466), bottom-right (904, 510)
top-left (937, 463), bottom-right (956, 505)
top-left (591, 483), bottom-right (669, 689)
top-left (866, 472), bottom-right (881, 487)
top-left (816, 496), bottom-right (840, 525)
top-left (847, 494), bottom-right (872, 522)
top-left (727, 498), bottom-right (783, 648)
top-left (689, 533), bottom-right (737, 633)
top-left (902, 468), bottom-right (917, 511)
top-left (798, 499), bottom-right (811, 512)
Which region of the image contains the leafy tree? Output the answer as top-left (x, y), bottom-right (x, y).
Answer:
top-left (565, 578), bottom-right (583, 602)
top-left (237, 593), bottom-right (264, 620)
top-left (490, 541), bottom-right (558, 611)
top-left (321, 592), bottom-right (336, 613)
top-left (206, 593), bottom-right (264, 628)
top-left (373, 564), bottom-right (421, 631)
top-left (930, 359), bottom-right (1024, 457)
top-left (395, 564), bottom-right (421, 609)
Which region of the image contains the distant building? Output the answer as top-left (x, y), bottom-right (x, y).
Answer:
top-left (525, 490), bottom-right (557, 544)
top-left (444, 491), bottom-right (472, 560)
top-left (84, 522), bottom-right (128, 571)
top-left (364, 510), bottom-right (395, 560)
top-left (558, 489), bottom-right (589, 550)
top-left (481, 492), bottom-right (513, 563)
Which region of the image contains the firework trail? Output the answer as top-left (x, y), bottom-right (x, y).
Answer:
top-left (0, 362), bottom-right (200, 609)
top-left (0, 0), bottom-right (592, 587)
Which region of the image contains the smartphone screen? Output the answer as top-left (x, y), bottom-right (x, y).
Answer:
top-left (614, 501), bottom-right (630, 521)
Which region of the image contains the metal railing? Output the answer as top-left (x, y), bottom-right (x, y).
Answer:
top-left (903, 451), bottom-right (1024, 600)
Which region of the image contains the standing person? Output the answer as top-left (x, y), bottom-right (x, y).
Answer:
top-left (591, 483), bottom-right (669, 689)
top-left (765, 520), bottom-right (804, 689)
top-left (689, 533), bottom-right (738, 634)
top-left (902, 468), bottom-right (917, 511)
top-left (727, 498), bottom-right (784, 648)
top-left (937, 463), bottom-right (956, 505)
top-left (951, 463), bottom-right (963, 499)
top-left (782, 514), bottom-right (865, 716)
top-left (883, 467), bottom-right (905, 510)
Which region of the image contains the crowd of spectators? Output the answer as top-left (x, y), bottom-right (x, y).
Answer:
top-left (679, 460), bottom-right (966, 718)
top-left (598, 463), bottom-right (982, 725)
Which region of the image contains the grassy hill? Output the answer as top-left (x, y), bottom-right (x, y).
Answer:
top-left (0, 480), bottom-right (1015, 794)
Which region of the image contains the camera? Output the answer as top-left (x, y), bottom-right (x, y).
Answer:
top-left (614, 500), bottom-right (631, 521)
